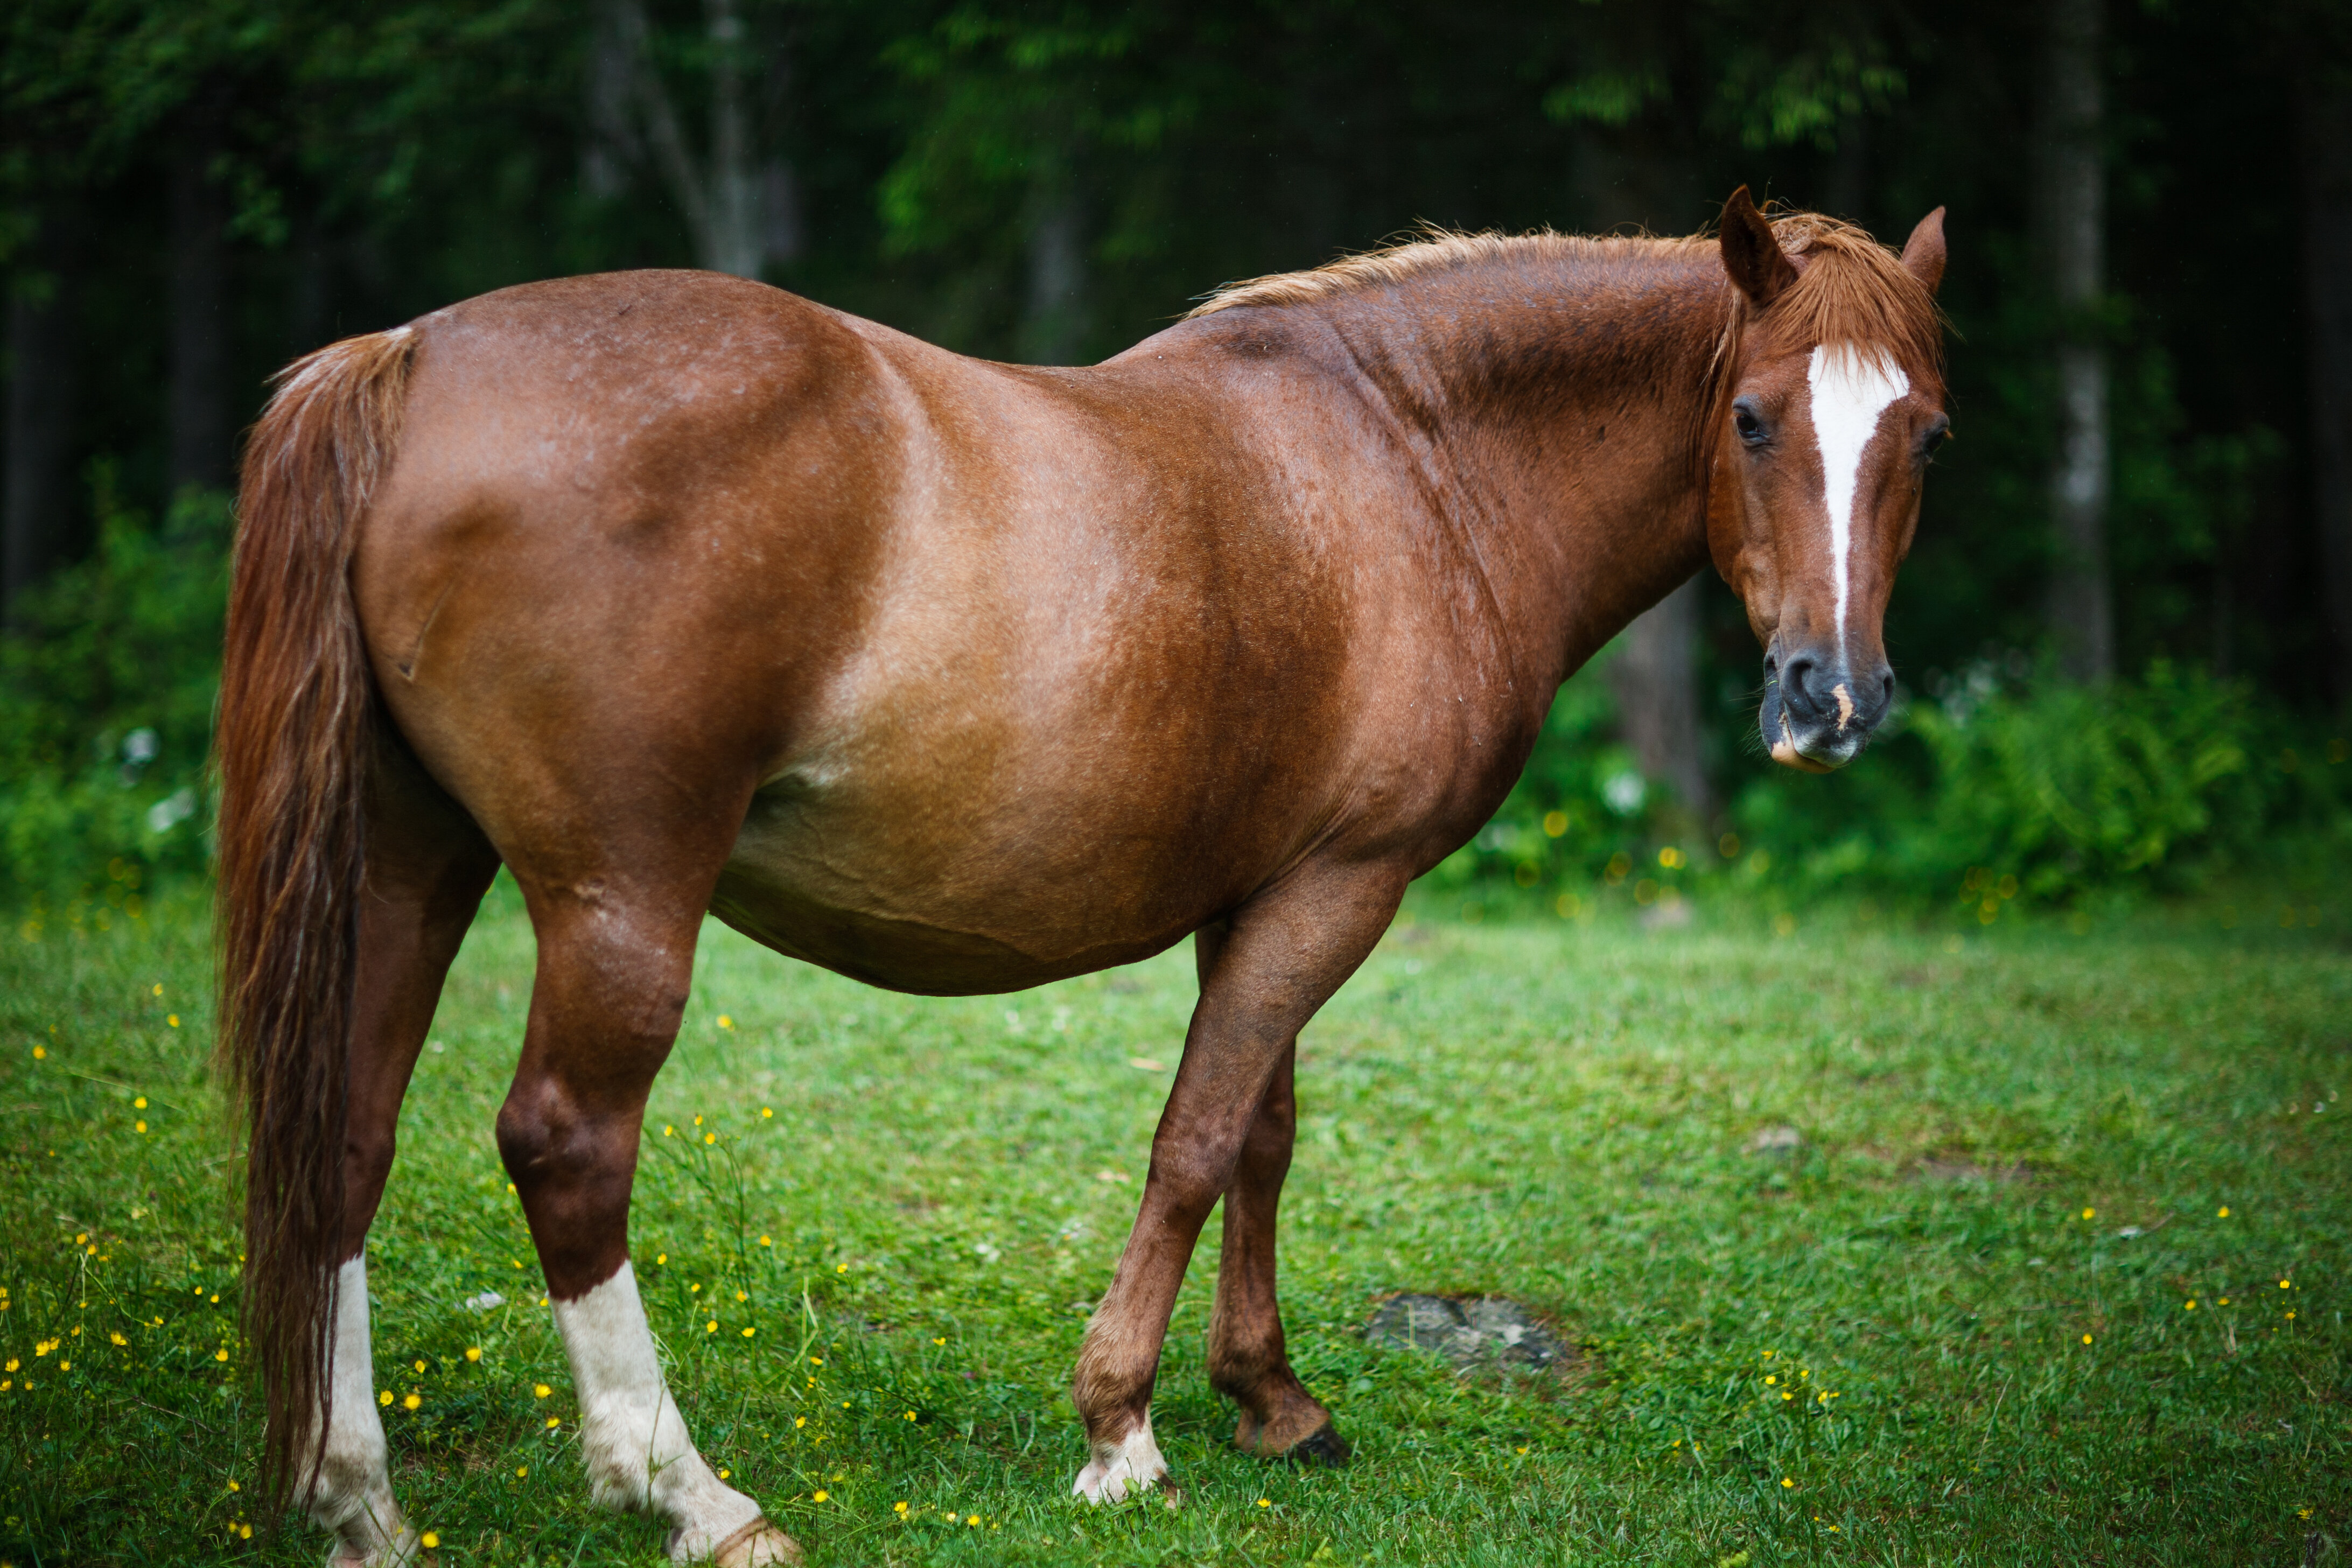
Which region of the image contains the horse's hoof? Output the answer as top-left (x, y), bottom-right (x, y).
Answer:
top-left (1283, 1423), bottom-right (1352, 1468)
top-left (1073, 1420), bottom-right (1170, 1503)
top-left (682, 1516), bottom-right (801, 1567)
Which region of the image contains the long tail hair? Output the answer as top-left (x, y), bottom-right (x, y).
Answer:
top-left (215, 325), bottom-right (418, 1500)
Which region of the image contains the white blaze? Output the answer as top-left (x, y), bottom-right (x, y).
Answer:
top-left (1805, 345), bottom-right (1909, 659)
top-left (549, 1261), bottom-right (764, 1555)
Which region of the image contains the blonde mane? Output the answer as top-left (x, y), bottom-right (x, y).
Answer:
top-left (1187, 211), bottom-right (1944, 376)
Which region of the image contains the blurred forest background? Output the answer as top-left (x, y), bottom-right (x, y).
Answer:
top-left (3, 0), bottom-right (2350, 921)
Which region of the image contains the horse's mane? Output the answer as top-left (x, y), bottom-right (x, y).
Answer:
top-left (1187, 211), bottom-right (1943, 377)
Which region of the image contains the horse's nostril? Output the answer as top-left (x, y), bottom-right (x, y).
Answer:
top-left (1780, 655), bottom-right (1821, 717)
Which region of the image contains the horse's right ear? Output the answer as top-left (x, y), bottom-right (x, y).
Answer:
top-left (1719, 186), bottom-right (1798, 309)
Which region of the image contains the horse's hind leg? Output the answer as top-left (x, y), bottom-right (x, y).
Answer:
top-left (307, 750), bottom-right (498, 1566)
top-left (495, 872), bottom-right (799, 1566)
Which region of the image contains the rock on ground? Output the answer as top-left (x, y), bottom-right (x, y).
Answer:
top-left (1364, 1294), bottom-right (1570, 1374)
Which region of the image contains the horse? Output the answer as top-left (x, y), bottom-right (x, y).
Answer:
top-left (215, 186), bottom-right (1947, 1565)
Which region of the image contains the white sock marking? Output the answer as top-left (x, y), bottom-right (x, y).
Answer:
top-left (304, 1255), bottom-right (416, 1564)
top-left (1805, 345), bottom-right (1909, 661)
top-left (1073, 1412), bottom-right (1169, 1502)
top-left (551, 1261), bottom-right (762, 1557)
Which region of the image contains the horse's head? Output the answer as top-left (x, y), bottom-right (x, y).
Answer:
top-left (1705, 188), bottom-right (1948, 772)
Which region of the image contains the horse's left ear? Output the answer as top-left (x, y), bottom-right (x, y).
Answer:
top-left (1719, 186), bottom-right (1800, 309)
top-left (1900, 207), bottom-right (1948, 296)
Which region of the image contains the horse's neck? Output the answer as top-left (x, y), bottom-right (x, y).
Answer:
top-left (1321, 246), bottom-right (1732, 692)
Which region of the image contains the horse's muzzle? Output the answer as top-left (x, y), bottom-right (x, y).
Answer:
top-left (1761, 646), bottom-right (1893, 772)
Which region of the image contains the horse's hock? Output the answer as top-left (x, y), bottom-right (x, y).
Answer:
top-left (1365, 1294), bottom-right (1576, 1377)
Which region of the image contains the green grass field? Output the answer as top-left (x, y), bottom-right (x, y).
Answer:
top-left (1, 883), bottom-right (2344, 1565)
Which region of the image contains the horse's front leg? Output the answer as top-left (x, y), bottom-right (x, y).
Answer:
top-left (1071, 869), bottom-right (1401, 1501)
top-left (1207, 1040), bottom-right (1349, 1464)
top-left (498, 895), bottom-right (799, 1566)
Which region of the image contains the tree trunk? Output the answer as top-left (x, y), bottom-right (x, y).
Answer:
top-left (702, 0), bottom-right (761, 279)
top-left (2038, 0), bottom-right (2113, 683)
top-left (1574, 132), bottom-right (1715, 821)
top-left (1020, 183), bottom-right (1087, 366)
top-left (2301, 66), bottom-right (2352, 710)
top-left (598, 0), bottom-right (779, 279)
top-left (1821, 114), bottom-right (1871, 225)
top-left (1607, 576), bottom-right (1714, 821)
top-left (4, 221), bottom-right (80, 621)
top-left (169, 135), bottom-right (232, 495)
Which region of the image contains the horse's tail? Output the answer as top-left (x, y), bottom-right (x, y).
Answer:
top-left (215, 325), bottom-right (419, 1501)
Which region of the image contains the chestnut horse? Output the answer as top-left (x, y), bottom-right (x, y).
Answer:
top-left (217, 188), bottom-right (1947, 1565)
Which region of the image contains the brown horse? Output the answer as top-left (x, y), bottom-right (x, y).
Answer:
top-left (216, 187), bottom-right (1946, 1565)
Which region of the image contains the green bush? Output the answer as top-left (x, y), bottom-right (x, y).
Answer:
top-left (0, 476), bottom-right (228, 918)
top-left (1446, 648), bottom-right (2350, 911)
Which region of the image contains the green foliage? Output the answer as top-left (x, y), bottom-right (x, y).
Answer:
top-left (1904, 663), bottom-right (2264, 897)
top-left (1735, 662), bottom-right (2350, 908)
top-left (0, 478), bottom-right (228, 909)
top-left (1443, 653), bottom-right (2351, 912)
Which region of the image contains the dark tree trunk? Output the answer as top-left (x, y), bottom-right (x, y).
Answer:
top-left (1574, 132), bottom-right (1716, 821)
top-left (4, 220), bottom-right (81, 621)
top-left (2301, 67), bottom-right (2352, 710)
top-left (2037, 0), bottom-right (2113, 682)
top-left (592, 0), bottom-right (776, 278)
top-left (1821, 114), bottom-right (1872, 225)
top-left (169, 137), bottom-right (232, 494)
top-left (287, 211), bottom-right (338, 358)
top-left (1020, 182), bottom-right (1088, 366)
top-left (1608, 575), bottom-right (1715, 821)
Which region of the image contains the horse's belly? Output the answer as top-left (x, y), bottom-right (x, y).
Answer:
top-left (708, 790), bottom-right (1199, 996)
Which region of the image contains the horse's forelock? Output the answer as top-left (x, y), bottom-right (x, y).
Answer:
top-left (1754, 214), bottom-right (1947, 388)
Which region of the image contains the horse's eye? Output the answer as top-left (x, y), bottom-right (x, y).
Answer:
top-left (1921, 414), bottom-right (1951, 458)
top-left (1733, 403), bottom-right (1767, 447)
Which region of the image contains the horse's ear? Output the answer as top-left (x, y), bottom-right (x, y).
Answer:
top-left (1900, 206), bottom-right (1948, 296)
top-left (1719, 186), bottom-right (1798, 309)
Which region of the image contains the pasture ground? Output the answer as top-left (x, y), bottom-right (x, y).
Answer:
top-left (0, 882), bottom-right (2344, 1566)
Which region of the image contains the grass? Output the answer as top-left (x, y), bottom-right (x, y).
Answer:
top-left (0, 879), bottom-right (2344, 1565)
